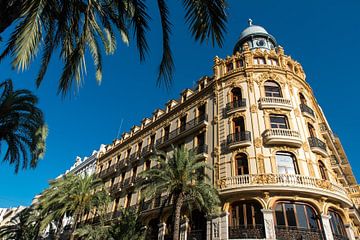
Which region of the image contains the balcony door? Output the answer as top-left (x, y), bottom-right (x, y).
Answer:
top-left (231, 88), bottom-right (242, 102)
top-left (233, 117), bottom-right (245, 134)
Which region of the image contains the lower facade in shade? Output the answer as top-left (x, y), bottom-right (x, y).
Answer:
top-left (93, 21), bottom-right (360, 240)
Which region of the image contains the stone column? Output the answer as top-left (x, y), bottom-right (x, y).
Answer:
top-left (321, 214), bottom-right (334, 240)
top-left (345, 224), bottom-right (356, 240)
top-left (261, 209), bottom-right (276, 240)
top-left (158, 222), bottom-right (166, 240)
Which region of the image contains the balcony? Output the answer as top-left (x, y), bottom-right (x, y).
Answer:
top-left (259, 97), bottom-right (292, 111)
top-left (300, 103), bottom-right (316, 119)
top-left (229, 225), bottom-right (265, 239)
top-left (308, 137), bottom-right (328, 157)
top-left (262, 129), bottom-right (302, 147)
top-left (225, 99), bottom-right (247, 115)
top-left (219, 174), bottom-right (349, 202)
top-left (192, 144), bottom-right (208, 157)
top-left (275, 226), bottom-right (325, 240)
top-left (227, 131), bottom-right (252, 149)
top-left (156, 115), bottom-right (208, 147)
top-left (141, 144), bottom-right (155, 157)
top-left (97, 165), bottom-right (117, 179)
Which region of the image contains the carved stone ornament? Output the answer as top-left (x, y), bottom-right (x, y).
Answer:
top-left (316, 179), bottom-right (333, 191)
top-left (294, 108), bottom-right (301, 117)
top-left (302, 142), bottom-right (310, 152)
top-left (253, 174), bottom-right (277, 184)
top-left (256, 72), bottom-right (285, 86)
top-left (254, 138), bottom-right (263, 148)
top-left (250, 104), bottom-right (258, 113)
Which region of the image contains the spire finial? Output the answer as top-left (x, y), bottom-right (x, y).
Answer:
top-left (248, 19), bottom-right (253, 26)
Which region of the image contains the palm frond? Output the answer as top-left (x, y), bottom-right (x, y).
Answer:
top-left (183, 0), bottom-right (227, 47)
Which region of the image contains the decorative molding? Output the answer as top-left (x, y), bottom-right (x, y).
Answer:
top-left (250, 104), bottom-right (258, 113)
top-left (254, 138), bottom-right (263, 148)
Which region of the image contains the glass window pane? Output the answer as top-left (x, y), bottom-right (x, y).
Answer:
top-left (285, 204), bottom-right (296, 226)
top-left (306, 206), bottom-right (319, 230)
top-left (296, 205), bottom-right (307, 229)
top-left (246, 204), bottom-right (253, 226)
top-left (239, 205), bottom-right (244, 225)
top-left (276, 153), bottom-right (296, 174)
top-left (275, 204), bottom-right (285, 226)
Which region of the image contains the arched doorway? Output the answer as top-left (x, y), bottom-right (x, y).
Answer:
top-left (146, 218), bottom-right (159, 240)
top-left (188, 210), bottom-right (207, 240)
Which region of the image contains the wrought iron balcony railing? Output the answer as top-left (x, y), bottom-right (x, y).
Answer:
top-left (226, 99), bottom-right (246, 113)
top-left (192, 144), bottom-right (208, 155)
top-left (228, 225), bottom-right (265, 239)
top-left (227, 131), bottom-right (252, 145)
top-left (308, 137), bottom-right (327, 152)
top-left (275, 226), bottom-right (325, 240)
top-left (156, 114), bottom-right (208, 146)
top-left (300, 103), bottom-right (315, 118)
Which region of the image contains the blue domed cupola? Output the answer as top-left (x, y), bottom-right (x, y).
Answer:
top-left (233, 19), bottom-right (277, 54)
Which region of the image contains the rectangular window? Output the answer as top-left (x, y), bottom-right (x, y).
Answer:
top-left (164, 126), bottom-right (170, 140)
top-left (180, 116), bottom-right (187, 132)
top-left (150, 134), bottom-right (155, 146)
top-left (270, 115), bottom-right (288, 129)
top-left (198, 104), bottom-right (206, 117)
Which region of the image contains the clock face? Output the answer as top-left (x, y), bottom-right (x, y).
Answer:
top-left (257, 39), bottom-right (265, 46)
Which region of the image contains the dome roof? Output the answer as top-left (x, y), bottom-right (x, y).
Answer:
top-left (233, 19), bottom-right (277, 54)
top-left (238, 25), bottom-right (269, 41)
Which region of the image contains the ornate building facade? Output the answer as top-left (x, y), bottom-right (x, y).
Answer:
top-left (95, 21), bottom-right (360, 240)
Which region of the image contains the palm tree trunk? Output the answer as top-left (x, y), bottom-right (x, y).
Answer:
top-left (173, 193), bottom-right (184, 240)
top-left (69, 213), bottom-right (79, 240)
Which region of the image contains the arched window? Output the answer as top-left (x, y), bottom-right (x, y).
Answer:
top-left (299, 93), bottom-right (307, 105)
top-left (276, 152), bottom-right (299, 174)
top-left (235, 153), bottom-right (249, 175)
top-left (329, 210), bottom-right (347, 238)
top-left (318, 161), bottom-right (328, 180)
top-left (275, 202), bottom-right (321, 231)
top-left (264, 81), bottom-right (282, 97)
top-left (308, 123), bottom-right (316, 138)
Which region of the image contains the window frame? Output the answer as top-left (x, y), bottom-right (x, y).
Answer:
top-left (264, 80), bottom-right (282, 97)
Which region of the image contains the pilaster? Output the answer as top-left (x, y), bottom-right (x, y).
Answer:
top-left (261, 209), bottom-right (276, 239)
top-left (345, 223), bottom-right (356, 240)
top-left (321, 214), bottom-right (334, 240)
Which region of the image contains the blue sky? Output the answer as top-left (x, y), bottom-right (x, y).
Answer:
top-left (0, 0), bottom-right (359, 207)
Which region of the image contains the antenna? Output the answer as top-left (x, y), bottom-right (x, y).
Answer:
top-left (116, 118), bottom-right (124, 139)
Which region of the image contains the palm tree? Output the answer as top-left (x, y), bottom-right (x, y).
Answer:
top-left (0, 0), bottom-right (227, 95)
top-left (35, 173), bottom-right (110, 240)
top-left (0, 79), bottom-right (47, 173)
top-left (140, 147), bottom-right (220, 240)
top-left (0, 207), bottom-right (41, 240)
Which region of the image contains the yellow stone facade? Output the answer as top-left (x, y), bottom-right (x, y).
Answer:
top-left (94, 22), bottom-right (360, 240)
